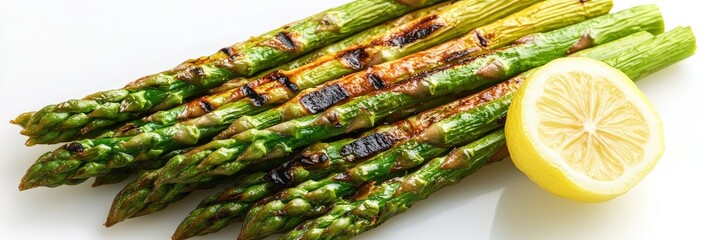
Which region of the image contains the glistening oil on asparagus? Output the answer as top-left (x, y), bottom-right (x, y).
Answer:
top-left (92, 0), bottom-right (539, 147)
top-left (102, 0), bottom-right (614, 230)
top-left (280, 130), bottom-right (509, 240)
top-left (12, 0), bottom-right (447, 144)
top-left (104, 156), bottom-right (288, 227)
top-left (83, 4), bottom-right (453, 184)
top-left (103, 95), bottom-right (463, 227)
top-left (19, 0), bottom-right (545, 190)
top-left (170, 82), bottom-right (509, 239)
top-left (153, 5), bottom-right (663, 187)
top-left (234, 25), bottom-right (672, 240)
top-left (281, 26), bottom-right (697, 240)
top-left (98, 2), bottom-right (454, 140)
top-left (216, 0), bottom-right (612, 139)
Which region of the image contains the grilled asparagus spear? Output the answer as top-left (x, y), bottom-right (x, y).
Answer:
top-left (103, 94), bottom-right (467, 226)
top-left (85, 3), bottom-right (453, 189)
top-left (217, 0), bottom-right (612, 139)
top-left (104, 156), bottom-right (287, 227)
top-left (107, 0), bottom-right (609, 212)
top-left (19, 0), bottom-right (544, 190)
top-left (91, 147), bottom-right (194, 186)
top-left (207, 2), bottom-right (453, 95)
top-left (236, 25), bottom-right (672, 240)
top-left (281, 26), bottom-right (697, 240)
top-left (281, 129), bottom-right (508, 240)
top-left (170, 78), bottom-right (518, 239)
top-left (13, 0), bottom-right (446, 144)
top-left (153, 5), bottom-right (663, 187)
top-left (96, 2), bottom-right (454, 140)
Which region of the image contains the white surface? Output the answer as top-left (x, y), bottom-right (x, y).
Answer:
top-left (0, 0), bottom-right (712, 239)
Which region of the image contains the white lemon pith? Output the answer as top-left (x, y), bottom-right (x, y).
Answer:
top-left (505, 57), bottom-right (664, 203)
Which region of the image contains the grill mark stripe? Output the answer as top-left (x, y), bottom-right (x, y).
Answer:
top-left (340, 132), bottom-right (398, 160)
top-left (264, 153), bottom-right (328, 189)
top-left (267, 72), bottom-right (299, 92)
top-left (338, 48), bottom-right (370, 70)
top-left (199, 101), bottom-right (214, 113)
top-left (219, 47), bottom-right (233, 55)
top-left (276, 32), bottom-right (297, 51)
top-left (442, 49), bottom-right (473, 63)
top-left (386, 15), bottom-right (445, 47)
top-left (476, 33), bottom-right (489, 47)
top-left (367, 73), bottom-right (386, 89)
top-left (300, 85), bottom-right (350, 114)
top-left (277, 76), bottom-right (299, 92)
top-left (190, 67), bottom-right (205, 77)
top-left (240, 85), bottom-right (267, 106)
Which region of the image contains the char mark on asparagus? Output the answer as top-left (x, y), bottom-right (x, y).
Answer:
top-left (198, 101), bottom-right (214, 113)
top-left (384, 14), bottom-right (445, 47)
top-left (240, 85), bottom-right (267, 107)
top-left (267, 71), bottom-right (299, 92)
top-left (367, 73), bottom-right (386, 89)
top-left (340, 132), bottom-right (398, 160)
top-left (264, 153), bottom-right (329, 189)
top-left (338, 47), bottom-right (372, 70)
top-left (64, 142), bottom-right (84, 153)
top-left (299, 85), bottom-right (350, 114)
top-left (259, 32), bottom-right (299, 52)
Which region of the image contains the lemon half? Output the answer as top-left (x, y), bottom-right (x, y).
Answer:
top-left (506, 57), bottom-right (664, 202)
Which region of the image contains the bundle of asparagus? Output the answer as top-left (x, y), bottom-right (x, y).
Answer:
top-left (107, 0), bottom-right (614, 228)
top-left (281, 27), bottom-right (697, 239)
top-left (21, 0), bottom-right (545, 190)
top-left (10, 0), bottom-right (696, 239)
top-left (13, 0), bottom-right (448, 145)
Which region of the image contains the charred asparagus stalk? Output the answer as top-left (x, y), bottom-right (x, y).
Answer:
top-left (170, 79), bottom-right (515, 239)
top-left (235, 28), bottom-right (671, 239)
top-left (281, 26), bottom-right (697, 240)
top-left (89, 2), bottom-right (451, 186)
top-left (153, 5), bottom-right (663, 187)
top-left (19, 0), bottom-right (544, 189)
top-left (104, 156), bottom-right (287, 227)
top-left (281, 129), bottom-right (509, 240)
top-left (91, 147), bottom-right (194, 187)
top-left (207, 2), bottom-right (452, 95)
top-left (96, 2), bottom-right (454, 140)
top-left (13, 0), bottom-right (446, 144)
top-left (234, 13), bottom-right (669, 239)
top-left (217, 0), bottom-right (612, 139)
top-left (103, 94), bottom-right (466, 226)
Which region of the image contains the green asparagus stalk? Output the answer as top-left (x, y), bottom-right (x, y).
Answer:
top-left (104, 156), bottom-right (288, 227)
top-left (233, 14), bottom-right (668, 239)
top-left (152, 5), bottom-right (663, 188)
top-left (13, 0), bottom-right (446, 144)
top-left (91, 146), bottom-right (198, 187)
top-left (126, 0), bottom-right (541, 139)
top-left (170, 83), bottom-right (509, 239)
top-left (207, 2), bottom-right (452, 95)
top-left (217, 0), bottom-right (612, 139)
top-left (101, 82), bottom-right (453, 188)
top-left (26, 2), bottom-right (454, 145)
top-left (281, 129), bottom-right (508, 240)
top-left (96, 2), bottom-right (454, 140)
top-left (235, 93), bottom-right (511, 239)
top-left (18, 0), bottom-right (543, 190)
top-left (102, 94), bottom-right (461, 226)
top-left (232, 31), bottom-right (651, 238)
top-left (235, 76), bottom-right (526, 239)
top-left (280, 27), bottom-right (698, 240)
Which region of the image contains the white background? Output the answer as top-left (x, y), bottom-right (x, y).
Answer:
top-left (1, 0), bottom-right (712, 239)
